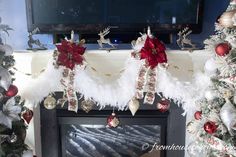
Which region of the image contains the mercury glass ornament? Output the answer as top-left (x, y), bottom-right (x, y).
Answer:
top-left (107, 112), bottom-right (120, 128)
top-left (218, 10), bottom-right (236, 28)
top-left (128, 98), bottom-right (140, 116)
top-left (81, 99), bottom-right (94, 113)
top-left (43, 95), bottom-right (57, 110)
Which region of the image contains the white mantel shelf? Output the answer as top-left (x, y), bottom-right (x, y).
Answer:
top-left (13, 49), bottom-right (212, 82)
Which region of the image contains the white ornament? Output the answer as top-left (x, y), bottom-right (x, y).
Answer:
top-left (43, 95), bottom-right (56, 110)
top-left (220, 99), bottom-right (236, 136)
top-left (204, 58), bottom-right (218, 76)
top-left (128, 98), bottom-right (140, 116)
top-left (205, 89), bottom-right (218, 101)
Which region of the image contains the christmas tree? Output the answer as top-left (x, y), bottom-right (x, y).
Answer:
top-left (187, 1), bottom-right (236, 157)
top-left (0, 18), bottom-right (30, 157)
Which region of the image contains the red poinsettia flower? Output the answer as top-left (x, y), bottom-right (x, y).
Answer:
top-left (56, 40), bottom-right (86, 69)
top-left (140, 36), bottom-right (167, 68)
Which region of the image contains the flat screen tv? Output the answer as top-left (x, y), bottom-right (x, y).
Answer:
top-left (25, 0), bottom-right (204, 42)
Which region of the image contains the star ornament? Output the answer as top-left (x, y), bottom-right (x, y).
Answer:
top-left (0, 98), bottom-right (21, 129)
top-left (56, 40), bottom-right (86, 70)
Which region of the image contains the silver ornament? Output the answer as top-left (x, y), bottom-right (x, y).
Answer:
top-left (43, 95), bottom-right (57, 110)
top-left (128, 98), bottom-right (140, 116)
top-left (0, 66), bottom-right (11, 90)
top-left (81, 99), bottom-right (94, 113)
top-left (220, 99), bottom-right (236, 136)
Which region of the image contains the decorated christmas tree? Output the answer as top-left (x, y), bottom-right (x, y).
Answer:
top-left (187, 1), bottom-right (236, 156)
top-left (0, 18), bottom-right (31, 157)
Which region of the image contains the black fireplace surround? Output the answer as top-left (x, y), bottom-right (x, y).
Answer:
top-left (40, 93), bottom-right (186, 157)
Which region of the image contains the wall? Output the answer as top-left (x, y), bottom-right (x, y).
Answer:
top-left (0, 0), bottom-right (230, 50)
top-left (0, 0), bottom-right (53, 50)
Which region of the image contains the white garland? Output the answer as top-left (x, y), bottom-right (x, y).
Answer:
top-left (20, 50), bottom-right (212, 114)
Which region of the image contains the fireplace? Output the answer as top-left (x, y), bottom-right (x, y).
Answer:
top-left (39, 94), bottom-right (186, 157)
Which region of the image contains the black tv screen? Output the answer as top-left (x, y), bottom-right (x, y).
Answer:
top-left (26, 0), bottom-right (203, 34)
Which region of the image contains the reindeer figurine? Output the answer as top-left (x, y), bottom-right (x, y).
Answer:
top-left (177, 27), bottom-right (196, 51)
top-left (97, 27), bottom-right (115, 49)
top-left (27, 27), bottom-right (47, 50)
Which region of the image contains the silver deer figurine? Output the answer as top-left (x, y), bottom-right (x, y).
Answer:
top-left (177, 27), bottom-right (196, 51)
top-left (97, 27), bottom-right (115, 49)
top-left (27, 27), bottom-right (47, 50)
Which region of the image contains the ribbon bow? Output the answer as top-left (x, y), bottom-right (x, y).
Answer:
top-left (135, 36), bottom-right (167, 105)
top-left (55, 39), bottom-right (86, 112)
top-left (140, 36), bottom-right (167, 68)
top-left (56, 40), bottom-right (86, 70)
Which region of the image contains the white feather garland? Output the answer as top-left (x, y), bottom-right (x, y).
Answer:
top-left (21, 58), bottom-right (64, 106)
top-left (157, 67), bottom-right (212, 115)
top-left (20, 51), bottom-right (212, 114)
top-left (73, 57), bottom-right (142, 110)
top-left (21, 56), bottom-right (143, 110)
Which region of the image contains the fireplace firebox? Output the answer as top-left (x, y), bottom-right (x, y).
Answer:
top-left (39, 93), bottom-right (186, 157)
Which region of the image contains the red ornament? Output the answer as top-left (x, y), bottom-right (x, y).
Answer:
top-left (156, 99), bottom-right (170, 112)
top-left (5, 85), bottom-right (18, 97)
top-left (194, 111), bottom-right (202, 120)
top-left (215, 43), bottom-right (231, 56)
top-left (107, 112), bottom-right (120, 128)
top-left (22, 109), bottom-right (34, 124)
top-left (140, 36), bottom-right (167, 69)
top-left (56, 40), bottom-right (86, 69)
top-left (204, 121), bottom-right (217, 134)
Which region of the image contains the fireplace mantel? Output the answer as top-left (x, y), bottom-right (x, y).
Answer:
top-left (12, 49), bottom-right (211, 156)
